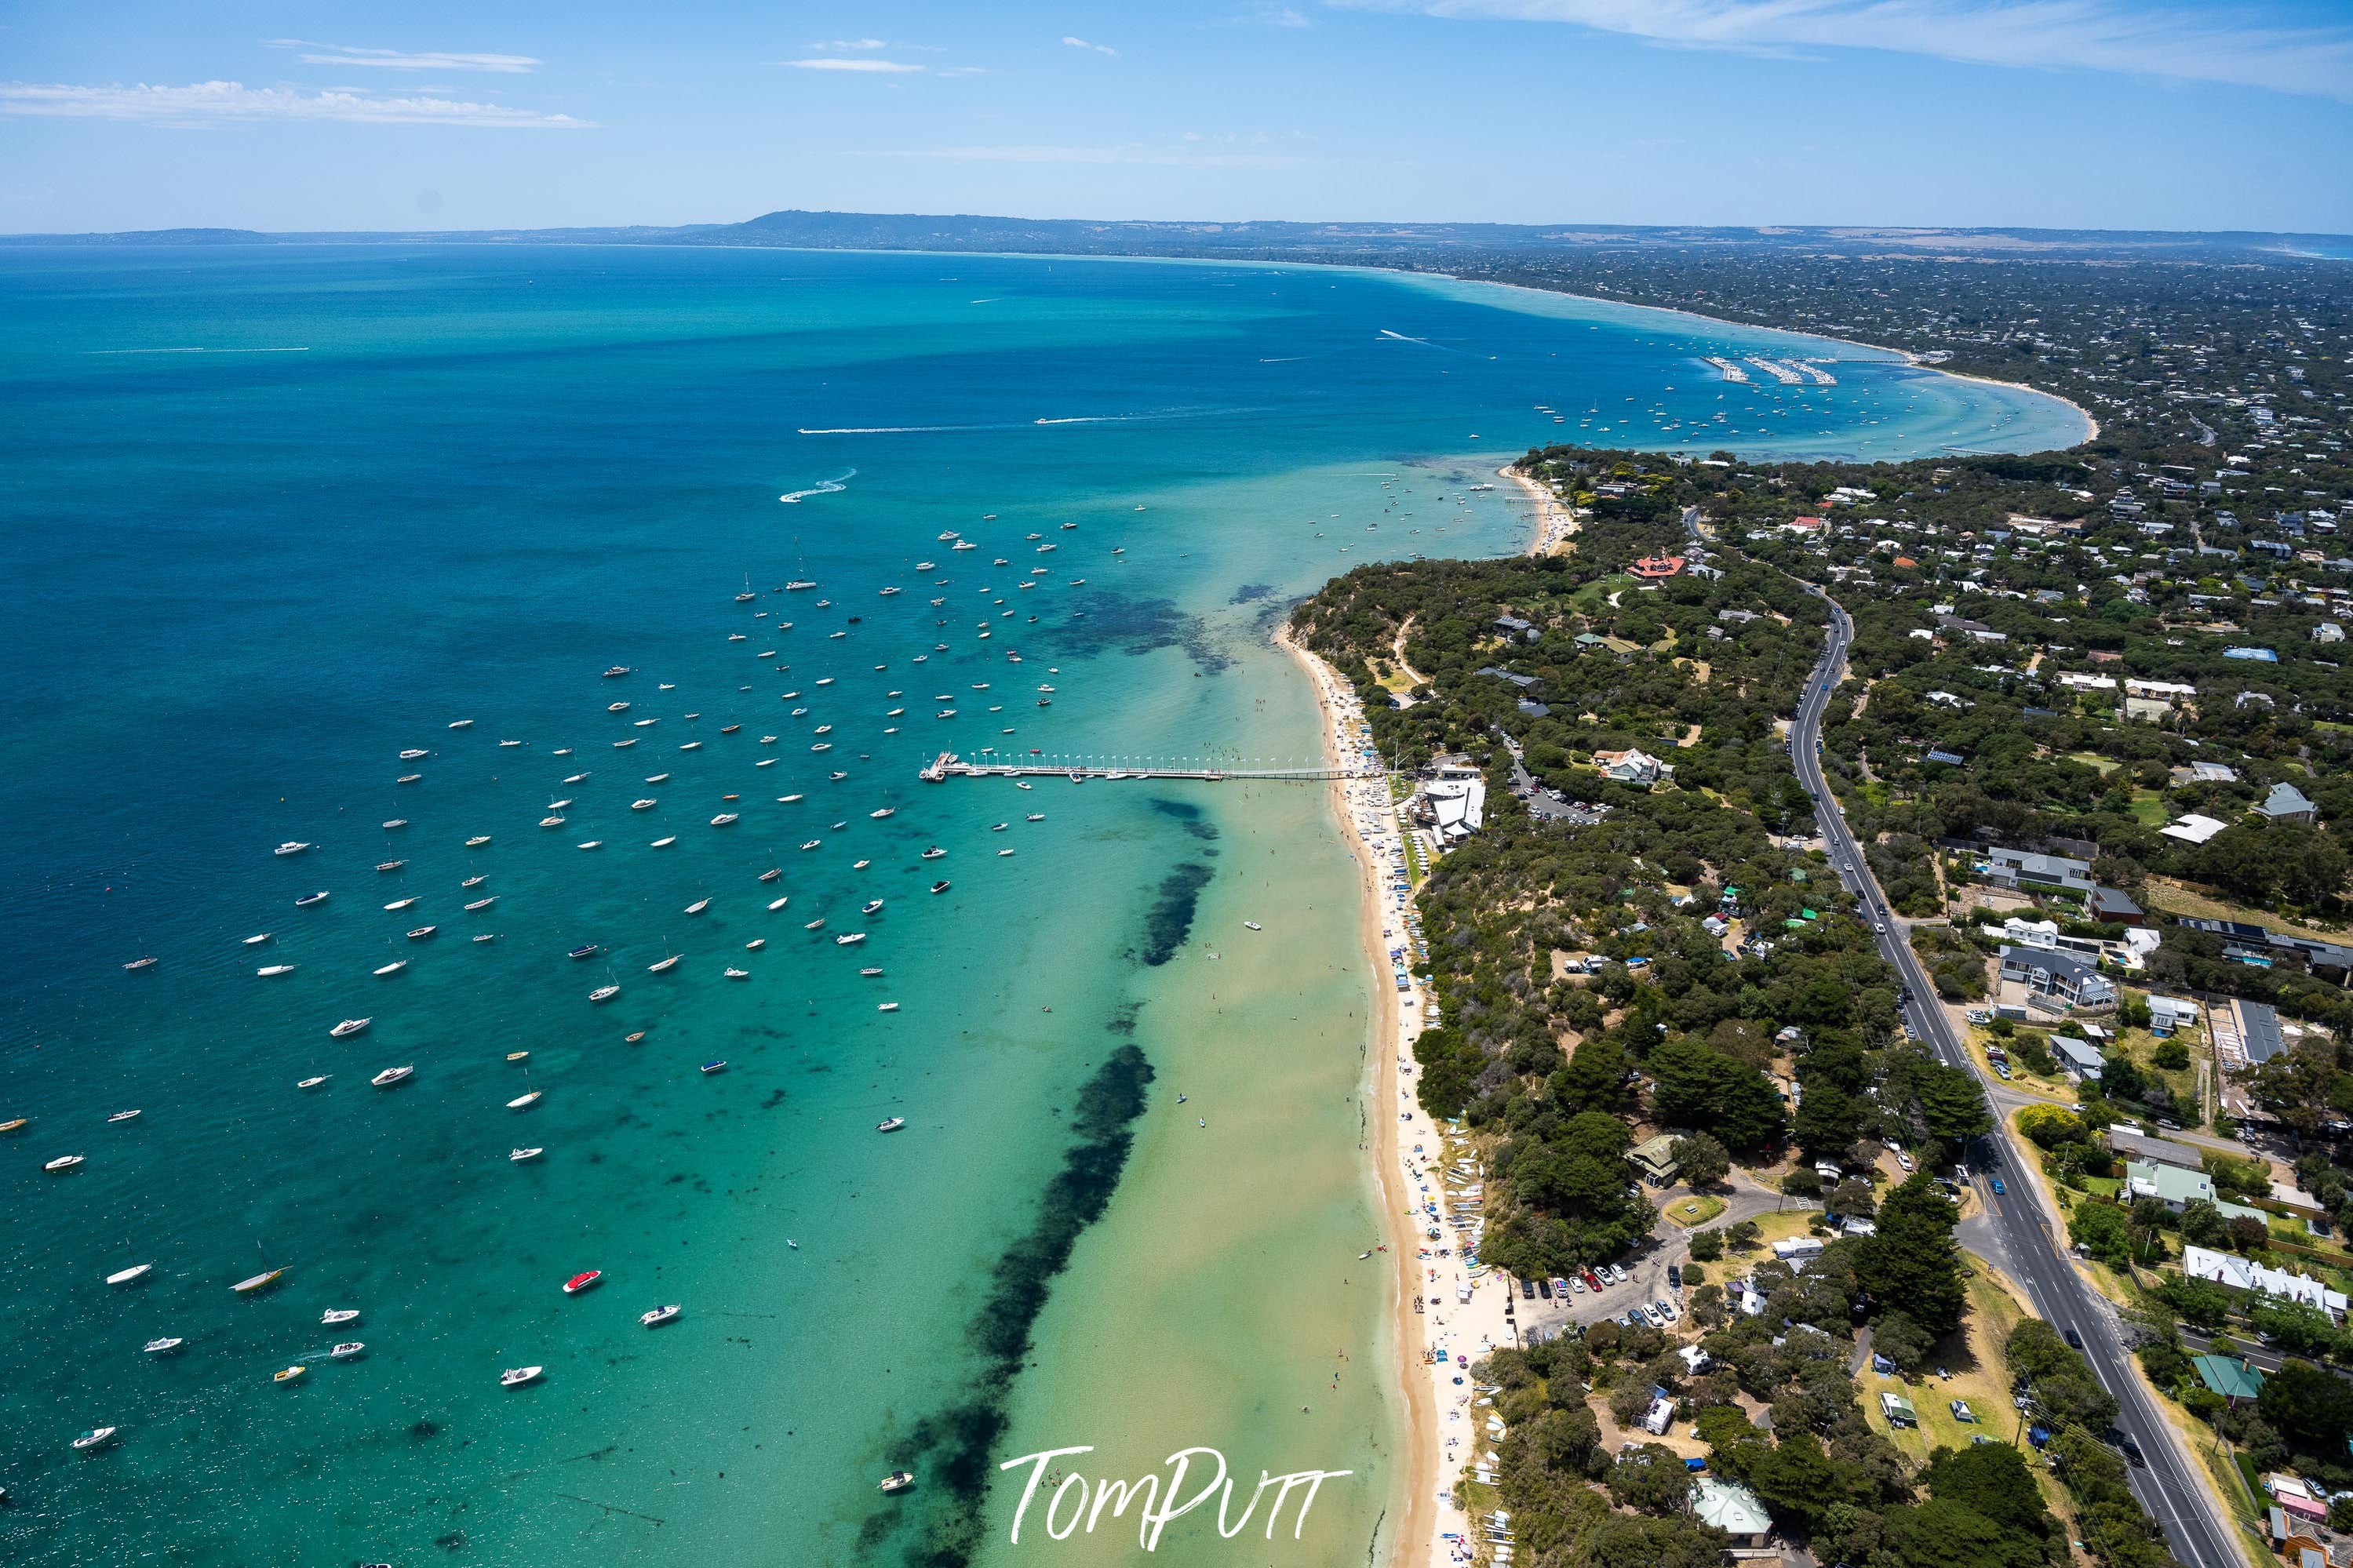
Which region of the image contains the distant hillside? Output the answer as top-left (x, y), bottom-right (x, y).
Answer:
top-left (5, 209), bottom-right (2346, 264)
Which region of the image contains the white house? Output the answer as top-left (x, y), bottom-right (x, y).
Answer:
top-left (2183, 1245), bottom-right (2350, 1319)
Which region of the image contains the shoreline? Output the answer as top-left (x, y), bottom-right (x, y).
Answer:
top-left (1276, 620), bottom-right (1435, 1568)
top-left (1277, 621), bottom-right (1519, 1568)
top-left (1395, 266), bottom-right (2102, 451)
top-left (1500, 464), bottom-right (1576, 556)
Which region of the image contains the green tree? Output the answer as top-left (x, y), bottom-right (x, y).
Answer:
top-left (1877, 1497), bottom-right (2047, 1568)
top-left (1648, 1039), bottom-right (1787, 1151)
top-left (1855, 1171), bottom-right (1967, 1337)
top-left (1923, 1440), bottom-right (2060, 1545)
top-left (1414, 1026), bottom-right (1485, 1119)
top-left (1670, 1132), bottom-right (1732, 1188)
top-left (1553, 1033), bottom-right (1631, 1115)
top-left (2259, 1360), bottom-right (2353, 1454)
top-left (1605, 1444), bottom-right (1691, 1515)
top-left (1745, 1428), bottom-right (1846, 1533)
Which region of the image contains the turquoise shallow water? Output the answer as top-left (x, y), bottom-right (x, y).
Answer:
top-left (0, 245), bottom-right (2082, 1565)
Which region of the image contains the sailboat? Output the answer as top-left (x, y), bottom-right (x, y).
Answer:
top-left (232, 1240), bottom-right (286, 1295)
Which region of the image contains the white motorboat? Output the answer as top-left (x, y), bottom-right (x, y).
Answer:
top-left (373, 960), bottom-right (407, 977)
top-left (275, 842), bottom-right (311, 857)
top-left (144, 1337), bottom-right (184, 1355)
top-left (370, 1065), bottom-right (413, 1088)
top-left (711, 813), bottom-right (738, 826)
top-left (650, 835), bottom-right (676, 847)
top-left (467, 835), bottom-right (492, 846)
top-left (107, 1109), bottom-right (141, 1123)
top-left (767, 896), bottom-right (789, 911)
top-left (501, 1366), bottom-right (543, 1388)
top-left (244, 933), bottom-right (273, 946)
top-left (632, 798), bottom-right (657, 810)
top-left (71, 1427), bottom-right (118, 1451)
top-left (449, 719), bottom-right (473, 729)
top-left (330, 1341), bottom-right (365, 1359)
top-left (511, 1147), bottom-right (543, 1162)
top-left (590, 984), bottom-right (620, 1002)
top-left (878, 1001), bottom-right (900, 1012)
top-left (835, 932), bottom-right (866, 946)
top-left (876, 1117), bottom-right (905, 1132)
top-left (723, 966), bottom-right (749, 979)
top-left (322, 1308), bottom-right (359, 1325)
top-left (641, 1304), bottom-right (682, 1327)
top-left (465, 897), bottom-right (495, 911)
top-left (297, 1075), bottom-right (330, 1090)
top-left (330, 1018), bottom-right (371, 1039)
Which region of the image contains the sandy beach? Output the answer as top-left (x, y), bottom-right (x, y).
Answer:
top-left (1502, 464), bottom-right (1579, 555)
top-left (1277, 620), bottom-right (1519, 1568)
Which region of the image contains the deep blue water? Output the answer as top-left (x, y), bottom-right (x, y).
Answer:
top-left (0, 244), bottom-right (2084, 1565)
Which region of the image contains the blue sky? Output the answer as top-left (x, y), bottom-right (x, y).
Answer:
top-left (4, 1), bottom-right (2351, 235)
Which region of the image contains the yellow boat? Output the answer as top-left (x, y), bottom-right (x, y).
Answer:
top-left (272, 1365), bottom-right (306, 1384)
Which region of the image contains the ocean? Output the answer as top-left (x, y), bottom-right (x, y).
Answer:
top-left (0, 243), bottom-right (2085, 1566)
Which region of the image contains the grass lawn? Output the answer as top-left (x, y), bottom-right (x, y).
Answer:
top-left (2068, 752), bottom-right (2122, 776)
top-left (2143, 877), bottom-right (2351, 944)
top-left (1664, 1194), bottom-right (1728, 1228)
top-left (1860, 1257), bottom-right (2079, 1522)
top-left (1979, 1030), bottom-right (2076, 1102)
top-left (2080, 1175), bottom-right (2123, 1199)
top-left (2129, 788), bottom-right (2170, 827)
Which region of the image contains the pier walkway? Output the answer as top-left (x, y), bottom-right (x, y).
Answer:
top-left (919, 751), bottom-right (1385, 784)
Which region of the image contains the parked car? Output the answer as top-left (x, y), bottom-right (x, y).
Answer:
top-left (1655, 1298), bottom-right (1679, 1323)
top-left (1521, 1278), bottom-right (1536, 1299)
top-left (1666, 1264), bottom-right (1682, 1290)
top-left (1896, 1153), bottom-right (1915, 1173)
top-left (1566, 1275), bottom-right (1585, 1294)
top-left (1585, 1271), bottom-right (1604, 1291)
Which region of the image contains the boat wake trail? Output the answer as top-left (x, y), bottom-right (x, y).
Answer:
top-left (1376, 329), bottom-right (1468, 354)
top-left (90, 347), bottom-right (311, 355)
top-left (778, 468), bottom-right (857, 504)
top-left (801, 408), bottom-right (1252, 437)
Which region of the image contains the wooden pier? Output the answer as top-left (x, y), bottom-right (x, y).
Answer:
top-left (920, 751), bottom-right (1382, 784)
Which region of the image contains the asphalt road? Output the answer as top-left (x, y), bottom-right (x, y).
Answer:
top-left (1790, 588), bottom-right (2244, 1568)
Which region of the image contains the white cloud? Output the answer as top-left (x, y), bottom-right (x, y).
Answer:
top-left (859, 142), bottom-right (1305, 166)
top-left (786, 57), bottom-right (925, 71)
top-left (819, 38), bottom-right (889, 49)
top-left (1062, 35), bottom-right (1120, 56)
top-left (1353, 0), bottom-right (2353, 99)
top-left (264, 40), bottom-right (541, 74)
top-left (1237, 5), bottom-right (1311, 24)
top-left (0, 80), bottom-right (590, 126)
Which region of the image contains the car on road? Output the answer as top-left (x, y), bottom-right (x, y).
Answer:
top-left (1874, 922), bottom-right (1887, 934)
top-left (1990, 1177), bottom-right (2005, 1195)
top-left (2120, 1435), bottom-right (2145, 1468)
top-left (2064, 1328), bottom-right (2085, 1350)
top-left (1667, 1264), bottom-right (1681, 1290)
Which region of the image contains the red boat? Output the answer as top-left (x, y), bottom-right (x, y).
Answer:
top-left (562, 1271), bottom-right (603, 1296)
